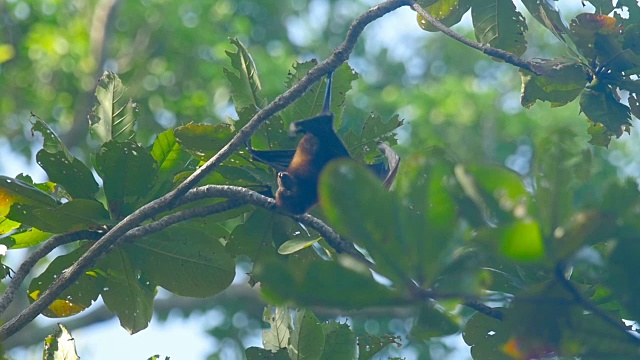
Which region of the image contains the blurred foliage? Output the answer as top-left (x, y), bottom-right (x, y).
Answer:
top-left (1, 0), bottom-right (640, 359)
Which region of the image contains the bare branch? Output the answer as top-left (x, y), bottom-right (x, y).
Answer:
top-left (408, 0), bottom-right (544, 75)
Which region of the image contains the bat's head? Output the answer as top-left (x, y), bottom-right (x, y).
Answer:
top-left (290, 113), bottom-right (334, 136)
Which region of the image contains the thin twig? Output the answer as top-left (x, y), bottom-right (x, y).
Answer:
top-left (408, 0), bottom-right (544, 75)
top-left (0, 0), bottom-right (409, 341)
top-left (408, 281), bottom-right (505, 321)
top-left (0, 230), bottom-right (103, 316)
top-left (555, 263), bottom-right (640, 345)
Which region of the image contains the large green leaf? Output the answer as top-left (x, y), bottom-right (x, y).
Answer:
top-left (36, 150), bottom-right (99, 200)
top-left (88, 71), bottom-right (137, 144)
top-left (8, 199), bottom-right (110, 233)
top-left (258, 260), bottom-right (400, 309)
top-left (245, 347), bottom-right (289, 360)
top-left (462, 309), bottom-right (512, 360)
top-left (95, 140), bottom-right (157, 218)
top-left (357, 334), bottom-right (401, 360)
top-left (174, 123), bottom-right (235, 161)
top-left (521, 0), bottom-right (575, 53)
top-left (319, 160), bottom-right (417, 284)
top-left (580, 84), bottom-right (631, 139)
top-left (520, 58), bottom-right (587, 108)
top-left (476, 220), bottom-right (545, 262)
top-left (31, 116), bottom-right (99, 199)
top-left (280, 62), bottom-right (358, 130)
top-left (227, 209), bottom-right (276, 262)
top-left (147, 129), bottom-right (190, 200)
top-left (416, 0), bottom-right (471, 32)
top-left (262, 306), bottom-right (291, 352)
top-left (341, 113), bottom-right (403, 163)
top-left (98, 248), bottom-right (155, 334)
top-left (411, 303), bottom-right (460, 340)
top-left (0, 175), bottom-right (58, 209)
top-left (6, 228), bottom-right (52, 249)
top-left (533, 129), bottom-right (588, 237)
top-left (320, 322), bottom-right (356, 360)
top-left (224, 38), bottom-right (266, 114)
top-left (28, 245), bottom-right (103, 318)
top-left (455, 164), bottom-right (531, 224)
top-left (569, 13), bottom-right (617, 60)
top-left (471, 0), bottom-right (528, 56)
top-left (127, 223), bottom-right (235, 298)
top-left (288, 308), bottom-right (324, 360)
top-left (30, 115), bottom-right (73, 159)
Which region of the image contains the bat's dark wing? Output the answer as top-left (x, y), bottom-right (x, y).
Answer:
top-left (247, 148), bottom-right (296, 173)
top-left (248, 142), bottom-right (400, 188)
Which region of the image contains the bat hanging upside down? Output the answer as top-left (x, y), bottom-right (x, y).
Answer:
top-left (248, 72), bottom-right (400, 215)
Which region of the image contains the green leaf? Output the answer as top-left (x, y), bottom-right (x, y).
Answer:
top-left (534, 129), bottom-right (588, 236)
top-left (6, 228), bottom-right (52, 249)
top-left (0, 217), bottom-right (19, 236)
top-left (455, 164), bottom-right (531, 224)
top-left (147, 129), bottom-right (190, 200)
top-left (569, 13), bottom-right (618, 60)
top-left (496, 220), bottom-right (545, 262)
top-left (8, 199), bottom-right (109, 234)
top-left (521, 0), bottom-right (570, 44)
top-left (580, 84), bottom-right (631, 138)
top-left (587, 121), bottom-right (612, 147)
top-left (128, 223), bottom-right (235, 297)
top-left (224, 38), bottom-right (266, 113)
top-left (278, 237), bottom-right (321, 255)
top-left (29, 245), bottom-right (103, 318)
top-left (462, 310), bottom-right (512, 360)
top-left (245, 347), bottom-right (290, 360)
top-left (262, 306), bottom-right (291, 352)
top-left (320, 322), bottom-right (356, 360)
top-left (319, 160), bottom-right (416, 284)
top-left (0, 175), bottom-right (58, 208)
top-left (98, 248), bottom-right (155, 334)
top-left (520, 58), bottom-right (587, 108)
top-left (416, 0), bottom-right (471, 32)
top-left (256, 258), bottom-right (402, 309)
top-left (43, 324), bottom-right (80, 360)
top-left (227, 209), bottom-right (275, 261)
top-left (471, 0), bottom-right (528, 56)
top-left (30, 115), bottom-right (73, 161)
top-left (289, 308), bottom-right (324, 360)
top-left (36, 150), bottom-right (99, 199)
top-left (151, 129), bottom-right (189, 179)
top-left (594, 33), bottom-right (640, 73)
top-left (174, 123), bottom-right (235, 161)
top-left (31, 116), bottom-right (99, 200)
top-left (411, 303), bottom-right (460, 340)
top-left (341, 113), bottom-right (403, 163)
top-left (357, 334), bottom-right (401, 360)
top-left (280, 62), bottom-right (358, 130)
top-left (89, 71), bottom-right (136, 144)
top-left (95, 140), bottom-right (157, 218)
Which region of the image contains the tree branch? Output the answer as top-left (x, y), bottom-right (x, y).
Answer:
top-left (180, 185), bottom-right (373, 266)
top-left (0, 230), bottom-right (102, 317)
top-left (555, 263), bottom-right (640, 345)
top-left (0, 0), bottom-right (409, 341)
top-left (408, 0), bottom-right (544, 75)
